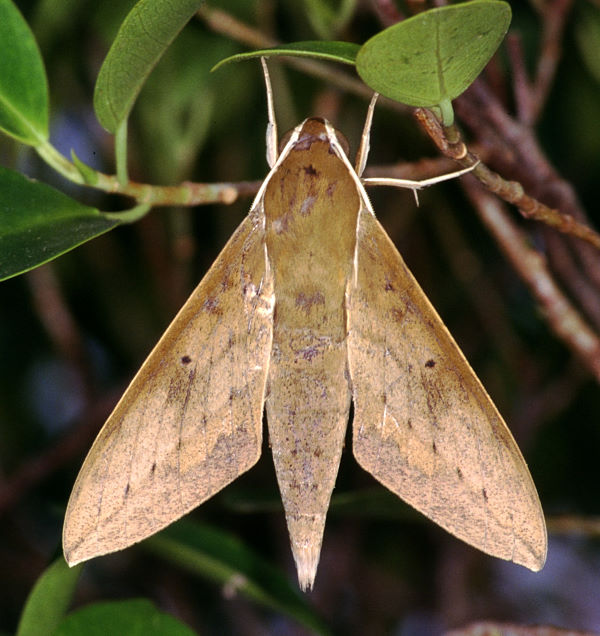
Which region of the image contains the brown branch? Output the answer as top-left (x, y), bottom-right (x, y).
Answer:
top-left (455, 80), bottom-right (600, 295)
top-left (506, 33), bottom-right (537, 124)
top-left (0, 392), bottom-right (119, 515)
top-left (446, 623), bottom-right (598, 636)
top-left (528, 0), bottom-right (575, 124)
top-left (197, 5), bottom-right (375, 103)
top-left (92, 175), bottom-right (261, 207)
top-left (0, 267), bottom-right (123, 515)
top-left (452, 77), bottom-right (600, 338)
top-left (543, 231), bottom-right (600, 332)
top-left (478, 163), bottom-right (600, 249)
top-left (414, 108), bottom-right (600, 251)
top-left (511, 358), bottom-right (587, 443)
top-left (462, 182), bottom-right (600, 383)
top-left (26, 266), bottom-right (94, 399)
top-left (198, 4), bottom-right (278, 49)
top-left (548, 515), bottom-right (600, 536)
top-left (506, 0), bottom-right (573, 127)
top-left (370, 0), bottom-right (405, 26)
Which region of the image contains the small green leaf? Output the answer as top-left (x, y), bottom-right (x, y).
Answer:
top-left (0, 0), bottom-right (49, 145)
top-left (71, 150), bottom-right (99, 186)
top-left (0, 166), bottom-right (120, 281)
top-left (16, 558), bottom-right (81, 636)
top-left (574, 3), bottom-right (600, 84)
top-left (304, 0), bottom-right (357, 40)
top-left (94, 0), bottom-right (204, 133)
top-left (212, 40), bottom-right (360, 71)
top-left (55, 599), bottom-right (197, 636)
top-left (356, 0), bottom-right (512, 107)
top-left (144, 520), bottom-right (331, 636)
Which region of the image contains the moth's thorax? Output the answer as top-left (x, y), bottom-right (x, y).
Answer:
top-left (278, 117), bottom-right (350, 158)
top-left (263, 116), bottom-right (360, 316)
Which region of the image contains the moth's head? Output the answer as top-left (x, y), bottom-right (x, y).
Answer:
top-left (279, 117), bottom-right (350, 157)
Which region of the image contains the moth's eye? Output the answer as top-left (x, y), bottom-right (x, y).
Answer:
top-left (279, 129), bottom-right (294, 153)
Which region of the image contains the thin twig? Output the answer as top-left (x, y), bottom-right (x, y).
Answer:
top-left (463, 182), bottom-right (600, 383)
top-left (528, 0), bottom-right (575, 124)
top-left (94, 175), bottom-right (260, 207)
top-left (548, 515), bottom-right (600, 536)
top-left (197, 5), bottom-right (375, 103)
top-left (543, 231), bottom-right (600, 332)
top-left (506, 34), bottom-right (536, 122)
top-left (446, 622), bottom-right (598, 636)
top-left (0, 392), bottom-right (119, 515)
top-left (370, 0), bottom-right (405, 26)
top-left (506, 0), bottom-right (573, 126)
top-left (414, 108), bottom-right (600, 251)
top-left (454, 78), bottom-right (600, 330)
top-left (26, 265), bottom-right (94, 399)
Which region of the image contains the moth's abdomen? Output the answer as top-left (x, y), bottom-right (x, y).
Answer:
top-left (263, 118), bottom-right (358, 589)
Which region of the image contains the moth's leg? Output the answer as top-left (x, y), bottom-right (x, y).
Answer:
top-left (261, 57), bottom-right (278, 169)
top-left (362, 162), bottom-right (479, 205)
top-left (355, 93), bottom-right (379, 177)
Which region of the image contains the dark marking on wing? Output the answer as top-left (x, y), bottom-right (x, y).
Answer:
top-left (202, 297), bottom-right (220, 314)
top-left (295, 291), bottom-right (325, 313)
top-left (391, 307), bottom-right (406, 322)
top-left (299, 346), bottom-right (320, 362)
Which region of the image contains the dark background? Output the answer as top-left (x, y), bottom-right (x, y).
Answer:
top-left (1, 0), bottom-right (600, 634)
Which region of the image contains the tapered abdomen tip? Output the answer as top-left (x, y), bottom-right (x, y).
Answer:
top-left (285, 511), bottom-right (327, 591)
top-left (294, 544), bottom-right (320, 591)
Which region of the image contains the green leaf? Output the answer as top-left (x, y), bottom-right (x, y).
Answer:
top-left (0, 0), bottom-right (49, 145)
top-left (223, 487), bottom-right (419, 520)
top-left (71, 150), bottom-right (100, 186)
top-left (54, 599), bottom-right (197, 636)
top-left (144, 520), bottom-right (331, 636)
top-left (212, 40), bottom-right (360, 71)
top-left (16, 558), bottom-right (81, 636)
top-left (574, 3), bottom-right (600, 84)
top-left (94, 0), bottom-right (205, 133)
top-left (304, 0), bottom-right (357, 40)
top-left (136, 27), bottom-right (241, 183)
top-left (0, 166), bottom-right (120, 281)
top-left (356, 0), bottom-right (512, 107)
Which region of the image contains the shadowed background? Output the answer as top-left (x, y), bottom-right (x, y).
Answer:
top-left (1, 0), bottom-right (600, 634)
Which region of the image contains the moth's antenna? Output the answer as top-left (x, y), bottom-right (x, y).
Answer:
top-left (261, 57), bottom-right (278, 169)
top-left (355, 92), bottom-right (379, 177)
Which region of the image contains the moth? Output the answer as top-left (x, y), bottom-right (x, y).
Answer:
top-left (63, 60), bottom-right (547, 590)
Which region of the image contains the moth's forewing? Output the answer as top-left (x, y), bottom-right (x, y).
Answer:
top-left (63, 214), bottom-right (274, 566)
top-left (263, 119), bottom-right (358, 590)
top-left (347, 206), bottom-right (547, 571)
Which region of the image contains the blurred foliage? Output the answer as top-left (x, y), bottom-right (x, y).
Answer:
top-left (1, 0), bottom-right (600, 634)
